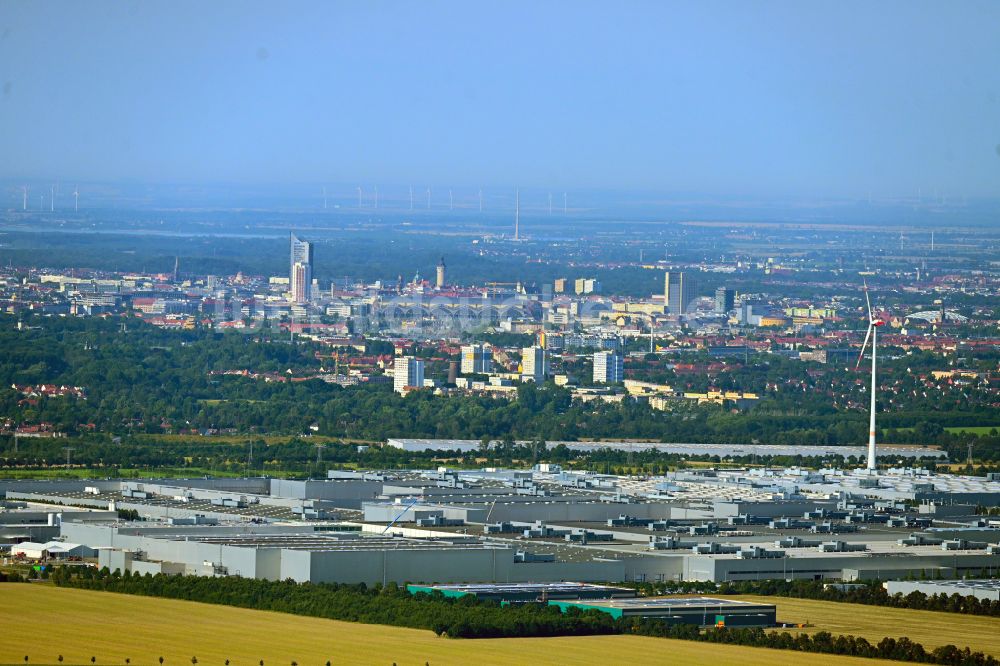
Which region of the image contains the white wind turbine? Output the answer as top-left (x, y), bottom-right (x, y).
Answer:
top-left (856, 281), bottom-right (884, 471)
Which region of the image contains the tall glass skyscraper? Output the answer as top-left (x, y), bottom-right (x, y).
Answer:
top-left (290, 234), bottom-right (314, 303)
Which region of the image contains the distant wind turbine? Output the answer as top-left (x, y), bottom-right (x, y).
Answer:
top-left (22, 186), bottom-right (27, 211)
top-left (426, 187), bottom-right (431, 209)
top-left (323, 186), bottom-right (327, 210)
top-left (409, 185), bottom-right (414, 211)
top-left (74, 185), bottom-right (79, 212)
top-left (514, 187), bottom-right (520, 240)
top-left (856, 281), bottom-right (884, 472)
top-left (357, 186), bottom-right (363, 208)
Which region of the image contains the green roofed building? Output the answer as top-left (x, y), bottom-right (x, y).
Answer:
top-left (549, 596), bottom-right (776, 628)
top-left (406, 582), bottom-right (636, 604)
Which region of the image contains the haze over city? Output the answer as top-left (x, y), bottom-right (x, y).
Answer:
top-left (2, 1), bottom-right (1000, 201)
top-left (1, 3), bottom-right (999, 666)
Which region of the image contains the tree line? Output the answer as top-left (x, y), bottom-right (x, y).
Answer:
top-left (46, 567), bottom-right (1000, 666)
top-left (621, 578), bottom-right (1000, 619)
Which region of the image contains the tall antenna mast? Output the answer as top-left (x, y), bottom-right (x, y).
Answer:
top-left (931, 231), bottom-right (935, 252)
top-left (514, 187), bottom-right (520, 240)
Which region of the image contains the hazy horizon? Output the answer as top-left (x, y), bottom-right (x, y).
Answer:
top-left (2, 1), bottom-right (1000, 201)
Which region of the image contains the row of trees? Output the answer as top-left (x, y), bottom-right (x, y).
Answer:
top-left (719, 578), bottom-right (1000, 618)
top-left (49, 568), bottom-right (1000, 666)
top-left (2, 431), bottom-right (934, 478)
top-left (621, 578), bottom-right (1000, 619)
top-left (633, 621), bottom-right (999, 666)
top-left (52, 567), bottom-right (618, 639)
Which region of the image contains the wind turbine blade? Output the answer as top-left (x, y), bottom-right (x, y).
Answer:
top-left (863, 280), bottom-right (873, 321)
top-left (856, 324), bottom-right (873, 369)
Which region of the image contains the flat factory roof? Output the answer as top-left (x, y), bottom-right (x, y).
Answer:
top-left (410, 582), bottom-right (635, 596)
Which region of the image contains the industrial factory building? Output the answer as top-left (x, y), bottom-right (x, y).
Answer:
top-left (4, 460), bottom-right (1000, 587)
top-left (884, 579), bottom-right (1000, 602)
top-left (549, 597), bottom-right (777, 627)
top-left (406, 582), bottom-right (636, 604)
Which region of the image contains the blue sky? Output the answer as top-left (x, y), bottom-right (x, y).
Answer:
top-left (1, 1), bottom-right (999, 199)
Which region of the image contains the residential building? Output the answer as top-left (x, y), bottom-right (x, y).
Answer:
top-left (394, 356), bottom-right (425, 394)
top-left (460, 344), bottom-right (493, 374)
top-left (593, 351), bottom-right (624, 384)
top-left (291, 262), bottom-right (309, 304)
top-left (521, 345), bottom-right (547, 383)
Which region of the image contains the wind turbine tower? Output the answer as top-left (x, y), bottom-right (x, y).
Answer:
top-left (22, 186), bottom-right (27, 211)
top-left (409, 185), bottom-right (414, 211)
top-left (50, 185), bottom-right (55, 212)
top-left (426, 187), bottom-right (431, 209)
top-left (323, 186), bottom-right (328, 210)
top-left (514, 187), bottom-right (520, 240)
top-left (357, 186), bottom-right (363, 208)
top-left (73, 185), bottom-right (79, 212)
top-left (857, 282), bottom-right (884, 472)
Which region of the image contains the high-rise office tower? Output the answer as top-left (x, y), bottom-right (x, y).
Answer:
top-left (714, 287), bottom-right (735, 314)
top-left (291, 262), bottom-right (309, 304)
top-left (521, 345), bottom-right (547, 383)
top-left (290, 234), bottom-right (314, 303)
top-left (593, 351), bottom-right (624, 383)
top-left (460, 344), bottom-right (493, 374)
top-left (436, 256), bottom-right (446, 289)
top-left (664, 271), bottom-right (695, 314)
top-left (393, 356), bottom-right (425, 394)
